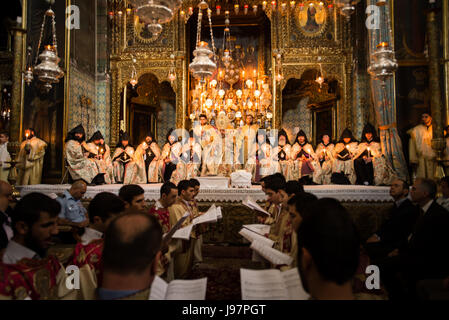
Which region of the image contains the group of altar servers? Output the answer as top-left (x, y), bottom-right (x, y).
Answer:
top-left (62, 114), bottom-right (396, 186)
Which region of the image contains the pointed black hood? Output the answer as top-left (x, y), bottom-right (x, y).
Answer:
top-left (361, 123), bottom-right (380, 143)
top-left (338, 128), bottom-right (357, 144)
top-left (65, 124), bottom-right (85, 142)
top-left (116, 132), bottom-right (132, 148)
top-left (88, 131), bottom-right (104, 143)
top-left (295, 130), bottom-right (309, 145)
top-left (278, 129), bottom-right (290, 145)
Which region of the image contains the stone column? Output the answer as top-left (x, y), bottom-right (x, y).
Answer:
top-left (9, 23), bottom-right (26, 155)
top-left (426, 4), bottom-right (446, 178)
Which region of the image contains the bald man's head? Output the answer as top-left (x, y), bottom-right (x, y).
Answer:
top-left (103, 212), bottom-right (162, 275)
top-left (69, 180), bottom-right (87, 200)
top-left (0, 180), bottom-right (12, 212)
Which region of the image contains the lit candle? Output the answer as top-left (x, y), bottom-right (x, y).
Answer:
top-left (367, 147), bottom-right (371, 158)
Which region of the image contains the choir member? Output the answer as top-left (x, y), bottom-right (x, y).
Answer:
top-left (179, 130), bottom-right (202, 181)
top-left (236, 113), bottom-right (259, 169)
top-left (124, 132), bottom-right (162, 184)
top-left (354, 124), bottom-right (394, 186)
top-left (168, 180), bottom-right (200, 279)
top-left (64, 124), bottom-right (101, 185)
top-left (313, 133), bottom-right (335, 185)
top-left (333, 128), bottom-right (358, 185)
top-left (194, 114), bottom-right (219, 176)
top-left (16, 128), bottom-right (47, 185)
top-left (291, 130), bottom-right (317, 180)
top-left (277, 129), bottom-right (293, 181)
top-left (408, 113), bottom-right (436, 180)
top-left (112, 132), bottom-right (134, 184)
top-left (85, 131), bottom-right (114, 184)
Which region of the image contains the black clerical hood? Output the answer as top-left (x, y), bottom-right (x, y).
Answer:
top-left (278, 129), bottom-right (290, 145)
top-left (338, 128), bottom-right (357, 144)
top-left (319, 133), bottom-right (333, 146)
top-left (361, 123), bottom-right (380, 143)
top-left (116, 132), bottom-right (133, 148)
top-left (295, 130), bottom-right (309, 145)
top-left (65, 124), bottom-right (85, 142)
top-left (87, 131), bottom-right (104, 143)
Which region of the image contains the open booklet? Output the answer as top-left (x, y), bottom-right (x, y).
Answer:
top-left (242, 197), bottom-right (270, 216)
top-left (172, 205), bottom-right (223, 241)
top-left (162, 211), bottom-right (190, 244)
top-left (149, 276), bottom-right (207, 300)
top-left (243, 224), bottom-right (271, 236)
top-left (240, 268), bottom-right (309, 300)
top-left (239, 226), bottom-right (274, 247)
top-left (250, 239), bottom-right (293, 266)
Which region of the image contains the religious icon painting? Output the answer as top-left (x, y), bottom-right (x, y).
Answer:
top-left (296, 1), bottom-right (328, 38)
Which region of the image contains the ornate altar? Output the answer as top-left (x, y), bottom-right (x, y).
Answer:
top-left (107, 0), bottom-right (354, 146)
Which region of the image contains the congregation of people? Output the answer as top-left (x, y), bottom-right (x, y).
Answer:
top-left (0, 168), bottom-right (448, 300)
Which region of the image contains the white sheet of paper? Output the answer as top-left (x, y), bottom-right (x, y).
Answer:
top-left (149, 276), bottom-right (169, 300)
top-left (172, 223), bottom-right (194, 240)
top-left (165, 278), bottom-right (208, 300)
top-left (162, 211), bottom-right (190, 243)
top-left (250, 240), bottom-right (293, 266)
top-left (216, 206), bottom-right (223, 220)
top-left (242, 197), bottom-right (270, 215)
top-left (239, 228), bottom-right (274, 247)
top-left (243, 224), bottom-right (271, 236)
top-left (240, 269), bottom-right (289, 300)
top-left (193, 204), bottom-right (217, 225)
top-left (281, 268), bottom-right (310, 300)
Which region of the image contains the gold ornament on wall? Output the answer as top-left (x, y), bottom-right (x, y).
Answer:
top-left (296, 1), bottom-right (328, 38)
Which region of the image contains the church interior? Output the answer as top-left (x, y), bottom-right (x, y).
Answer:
top-left (0, 0), bottom-right (449, 302)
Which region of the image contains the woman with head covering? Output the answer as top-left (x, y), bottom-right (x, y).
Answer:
top-left (85, 131), bottom-right (114, 184)
top-left (353, 124), bottom-right (394, 185)
top-left (313, 133), bottom-right (335, 185)
top-left (64, 124), bottom-right (101, 184)
top-left (277, 129), bottom-right (294, 181)
top-left (332, 128), bottom-right (358, 184)
top-left (124, 131), bottom-right (162, 184)
top-left (291, 130), bottom-right (317, 180)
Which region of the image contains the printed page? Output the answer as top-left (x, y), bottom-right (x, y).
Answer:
top-left (243, 224), bottom-right (271, 236)
top-left (281, 268), bottom-right (310, 300)
top-left (250, 240), bottom-right (293, 266)
top-left (172, 223), bottom-right (194, 240)
top-left (216, 206), bottom-right (223, 220)
top-left (165, 278), bottom-right (208, 300)
top-left (240, 269), bottom-right (288, 300)
top-left (239, 228), bottom-right (274, 247)
top-left (242, 197), bottom-right (270, 215)
top-left (162, 211), bottom-right (190, 245)
top-left (193, 204), bottom-right (218, 225)
top-left (148, 276), bottom-right (169, 300)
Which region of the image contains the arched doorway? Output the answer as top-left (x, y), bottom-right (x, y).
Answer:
top-left (123, 73), bottom-right (176, 146)
top-left (282, 69), bottom-right (339, 144)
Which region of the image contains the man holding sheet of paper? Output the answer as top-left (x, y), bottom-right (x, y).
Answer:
top-left (169, 180), bottom-right (202, 279)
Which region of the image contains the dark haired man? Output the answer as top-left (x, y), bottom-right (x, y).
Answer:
top-left (297, 198), bottom-right (360, 300)
top-left (379, 178), bottom-right (449, 299)
top-left (2, 193), bottom-right (60, 264)
top-left (149, 182), bottom-right (178, 234)
top-left (119, 184), bottom-right (146, 213)
top-left (365, 179), bottom-right (419, 263)
top-left (81, 192), bottom-right (125, 245)
top-left (98, 212), bottom-right (163, 300)
top-left (168, 179), bottom-right (199, 279)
